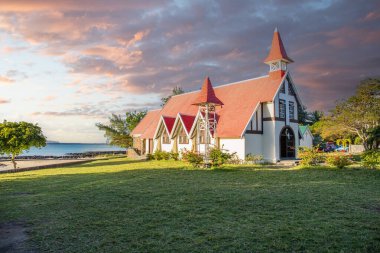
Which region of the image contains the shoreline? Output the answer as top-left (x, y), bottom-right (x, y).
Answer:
top-left (0, 159), bottom-right (94, 173)
top-left (0, 150), bottom-right (126, 161)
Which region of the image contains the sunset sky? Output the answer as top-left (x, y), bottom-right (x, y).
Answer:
top-left (0, 0), bottom-right (379, 143)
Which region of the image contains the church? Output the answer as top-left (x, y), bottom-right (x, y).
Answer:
top-left (131, 28), bottom-right (303, 162)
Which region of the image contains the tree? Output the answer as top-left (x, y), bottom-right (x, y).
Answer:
top-left (161, 86), bottom-right (184, 106)
top-left (298, 105), bottom-right (324, 125)
top-left (96, 111), bottom-right (147, 148)
top-left (318, 78), bottom-right (380, 150)
top-left (0, 121), bottom-right (46, 169)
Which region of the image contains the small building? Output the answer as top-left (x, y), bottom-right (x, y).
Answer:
top-left (131, 28), bottom-right (303, 162)
top-left (299, 125), bottom-right (314, 149)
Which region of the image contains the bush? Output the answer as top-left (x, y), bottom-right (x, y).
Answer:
top-left (245, 153), bottom-right (264, 164)
top-left (361, 150), bottom-right (380, 169)
top-left (326, 154), bottom-right (352, 169)
top-left (146, 153), bottom-right (154, 160)
top-left (170, 152), bottom-right (179, 161)
top-left (154, 150), bottom-right (163, 160)
top-left (209, 147), bottom-right (233, 167)
top-left (161, 151), bottom-right (170, 160)
top-left (298, 147), bottom-right (324, 166)
top-left (182, 150), bottom-right (203, 168)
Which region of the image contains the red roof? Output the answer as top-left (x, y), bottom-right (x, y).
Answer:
top-left (179, 114), bottom-right (196, 133)
top-left (131, 109), bottom-right (161, 136)
top-left (264, 28), bottom-right (293, 63)
top-left (133, 75), bottom-right (284, 138)
top-left (162, 116), bottom-right (175, 134)
top-left (192, 77), bottom-right (224, 106)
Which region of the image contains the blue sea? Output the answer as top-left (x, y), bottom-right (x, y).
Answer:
top-left (21, 143), bottom-right (126, 156)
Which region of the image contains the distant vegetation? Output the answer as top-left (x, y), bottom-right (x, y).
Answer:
top-left (96, 111), bottom-right (146, 148)
top-left (0, 120), bottom-right (46, 169)
top-left (161, 86), bottom-right (184, 106)
top-left (310, 78), bottom-right (380, 150)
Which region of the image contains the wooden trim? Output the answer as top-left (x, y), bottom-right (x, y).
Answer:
top-left (245, 130), bottom-right (263, 134)
top-left (290, 119), bottom-right (299, 123)
top-left (255, 111), bottom-right (258, 130)
top-left (263, 117), bottom-right (285, 122)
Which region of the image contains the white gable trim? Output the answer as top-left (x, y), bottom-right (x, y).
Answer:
top-left (240, 102), bottom-right (261, 138)
top-left (153, 116), bottom-right (170, 140)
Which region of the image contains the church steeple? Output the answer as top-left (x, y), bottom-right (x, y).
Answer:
top-left (192, 77), bottom-right (223, 106)
top-left (264, 27), bottom-right (293, 79)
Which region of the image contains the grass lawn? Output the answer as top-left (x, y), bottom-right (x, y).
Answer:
top-left (0, 157), bottom-right (379, 252)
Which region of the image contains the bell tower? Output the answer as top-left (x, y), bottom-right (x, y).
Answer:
top-left (264, 27), bottom-right (293, 79)
top-left (192, 77), bottom-right (223, 165)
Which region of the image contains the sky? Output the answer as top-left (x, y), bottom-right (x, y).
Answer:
top-left (0, 0), bottom-right (379, 143)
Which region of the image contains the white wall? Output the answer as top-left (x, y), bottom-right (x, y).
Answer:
top-left (178, 139), bottom-right (193, 154)
top-left (245, 134), bottom-right (263, 156)
top-left (219, 138), bottom-right (245, 160)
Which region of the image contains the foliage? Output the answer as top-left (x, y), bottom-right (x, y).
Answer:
top-left (361, 150), bottom-right (380, 169)
top-left (146, 153), bottom-right (154, 160)
top-left (298, 105), bottom-right (324, 125)
top-left (298, 147), bottom-right (324, 166)
top-left (245, 153), bottom-right (264, 164)
top-left (170, 152), bottom-right (179, 161)
top-left (209, 147), bottom-right (233, 167)
top-left (1, 157), bottom-right (379, 252)
top-left (326, 153), bottom-right (352, 169)
top-left (181, 149), bottom-right (203, 167)
top-left (153, 150), bottom-right (164, 160)
top-left (96, 111), bottom-right (146, 149)
top-left (161, 151), bottom-right (170, 160)
top-left (0, 121), bottom-right (46, 169)
top-left (125, 111), bottom-right (147, 132)
top-left (316, 78), bottom-right (380, 150)
top-left (161, 86), bottom-right (184, 106)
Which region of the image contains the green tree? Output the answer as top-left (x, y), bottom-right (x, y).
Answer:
top-left (161, 86), bottom-right (184, 106)
top-left (317, 78), bottom-right (380, 150)
top-left (0, 121), bottom-right (46, 169)
top-left (96, 111), bottom-right (146, 148)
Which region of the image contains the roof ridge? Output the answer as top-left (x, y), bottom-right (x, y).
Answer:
top-left (171, 74), bottom-right (269, 98)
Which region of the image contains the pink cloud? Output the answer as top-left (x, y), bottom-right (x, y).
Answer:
top-left (324, 27), bottom-right (380, 48)
top-left (43, 95), bottom-right (57, 101)
top-left (0, 98), bottom-right (11, 104)
top-left (0, 76), bottom-right (14, 83)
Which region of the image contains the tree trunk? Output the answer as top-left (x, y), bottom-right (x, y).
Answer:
top-left (11, 154), bottom-right (17, 170)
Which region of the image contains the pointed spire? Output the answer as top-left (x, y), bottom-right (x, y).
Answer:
top-left (264, 27), bottom-right (293, 63)
top-left (192, 77), bottom-right (224, 106)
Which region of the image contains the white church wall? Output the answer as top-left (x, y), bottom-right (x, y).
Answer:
top-left (262, 120), bottom-right (276, 162)
top-left (219, 138), bottom-right (245, 160)
top-left (245, 134), bottom-right (263, 157)
top-left (263, 102), bottom-right (274, 118)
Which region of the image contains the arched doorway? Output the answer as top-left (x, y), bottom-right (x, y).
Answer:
top-left (280, 127), bottom-right (295, 159)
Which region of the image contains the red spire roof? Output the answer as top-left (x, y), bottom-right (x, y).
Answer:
top-left (192, 77), bottom-right (224, 106)
top-left (264, 27), bottom-right (293, 63)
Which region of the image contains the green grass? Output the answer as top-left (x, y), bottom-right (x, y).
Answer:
top-left (1, 158), bottom-right (379, 252)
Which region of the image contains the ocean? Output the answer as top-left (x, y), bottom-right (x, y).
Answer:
top-left (21, 143), bottom-right (126, 156)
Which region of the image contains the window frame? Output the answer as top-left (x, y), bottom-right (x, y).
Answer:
top-left (289, 101), bottom-right (295, 119)
top-left (279, 99), bottom-right (286, 119)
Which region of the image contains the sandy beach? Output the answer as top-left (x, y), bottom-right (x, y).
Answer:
top-left (0, 159), bottom-right (92, 173)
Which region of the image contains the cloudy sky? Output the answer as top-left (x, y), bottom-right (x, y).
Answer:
top-left (0, 0), bottom-right (379, 143)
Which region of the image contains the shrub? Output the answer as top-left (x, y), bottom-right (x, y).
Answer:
top-left (326, 154), bottom-right (352, 169)
top-left (170, 152), bottom-right (179, 161)
top-left (298, 147), bottom-right (324, 166)
top-left (227, 153), bottom-right (243, 165)
top-left (182, 150), bottom-right (203, 167)
top-left (245, 153), bottom-right (264, 164)
top-left (209, 147), bottom-right (233, 167)
top-left (161, 151), bottom-right (170, 160)
top-left (146, 153), bottom-right (154, 160)
top-left (361, 150), bottom-right (380, 169)
top-left (154, 150), bottom-right (163, 160)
